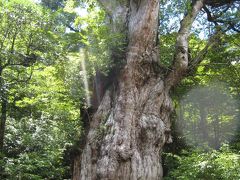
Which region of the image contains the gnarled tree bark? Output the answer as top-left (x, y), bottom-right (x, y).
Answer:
top-left (73, 0), bottom-right (204, 179)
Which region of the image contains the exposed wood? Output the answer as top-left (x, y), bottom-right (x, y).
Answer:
top-left (127, 0), bottom-right (159, 55)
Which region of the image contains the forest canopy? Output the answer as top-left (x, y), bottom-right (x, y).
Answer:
top-left (0, 0), bottom-right (239, 179)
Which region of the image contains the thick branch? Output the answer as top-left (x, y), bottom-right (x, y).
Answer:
top-left (97, 0), bottom-right (128, 29)
top-left (165, 0), bottom-right (205, 90)
top-left (97, 0), bottom-right (119, 15)
top-left (127, 0), bottom-right (160, 61)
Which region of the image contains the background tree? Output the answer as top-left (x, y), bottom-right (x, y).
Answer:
top-left (0, 0), bottom-right (83, 178)
top-left (0, 0), bottom-right (63, 154)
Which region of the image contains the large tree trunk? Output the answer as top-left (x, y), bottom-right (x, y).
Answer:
top-left (73, 0), bottom-right (204, 179)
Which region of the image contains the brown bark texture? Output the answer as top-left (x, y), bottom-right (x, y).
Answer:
top-left (73, 0), bottom-right (204, 179)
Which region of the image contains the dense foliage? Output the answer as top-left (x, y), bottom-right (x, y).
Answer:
top-left (0, 0), bottom-right (83, 178)
top-left (0, 0), bottom-right (239, 179)
top-left (164, 145), bottom-right (240, 180)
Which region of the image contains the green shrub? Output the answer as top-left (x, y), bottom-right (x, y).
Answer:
top-left (164, 144), bottom-right (240, 180)
top-left (4, 151), bottom-right (67, 180)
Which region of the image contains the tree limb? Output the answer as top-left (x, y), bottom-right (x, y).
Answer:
top-left (165, 0), bottom-right (205, 90)
top-left (66, 24), bottom-right (80, 32)
top-left (97, 0), bottom-right (128, 18)
top-left (205, 0), bottom-right (239, 7)
top-left (97, 0), bottom-right (117, 15)
top-left (203, 5), bottom-right (240, 32)
top-left (203, 4), bottom-right (230, 22)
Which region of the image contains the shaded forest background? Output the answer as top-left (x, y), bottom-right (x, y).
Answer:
top-left (0, 0), bottom-right (239, 179)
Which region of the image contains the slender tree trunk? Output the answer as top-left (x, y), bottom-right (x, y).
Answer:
top-left (73, 0), bottom-right (204, 179)
top-left (0, 99), bottom-right (7, 152)
top-left (177, 103), bottom-right (184, 131)
top-left (0, 68), bottom-right (7, 178)
top-left (190, 109), bottom-right (197, 143)
top-left (0, 68), bottom-right (7, 153)
top-left (199, 106), bottom-right (208, 143)
top-left (213, 115), bottom-right (220, 149)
